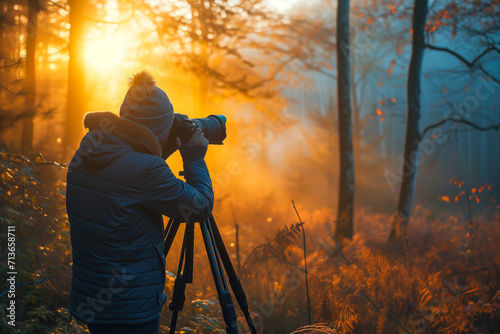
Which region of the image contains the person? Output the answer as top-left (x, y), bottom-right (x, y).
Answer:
top-left (65, 71), bottom-right (214, 334)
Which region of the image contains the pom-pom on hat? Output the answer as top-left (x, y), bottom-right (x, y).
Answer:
top-left (120, 71), bottom-right (174, 143)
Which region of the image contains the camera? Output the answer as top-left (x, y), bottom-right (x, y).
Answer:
top-left (162, 114), bottom-right (227, 158)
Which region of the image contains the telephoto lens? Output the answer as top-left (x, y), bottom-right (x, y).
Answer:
top-left (194, 115), bottom-right (227, 145)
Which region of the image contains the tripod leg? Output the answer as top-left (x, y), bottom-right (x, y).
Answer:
top-left (164, 219), bottom-right (181, 256)
top-left (207, 220), bottom-right (228, 291)
top-left (169, 276), bottom-right (186, 334)
top-left (168, 223), bottom-right (194, 334)
top-left (209, 216), bottom-right (258, 334)
top-left (200, 219), bottom-right (239, 334)
top-left (184, 222), bottom-right (195, 283)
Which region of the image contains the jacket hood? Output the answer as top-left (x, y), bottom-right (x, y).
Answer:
top-left (79, 112), bottom-right (162, 167)
top-left (79, 131), bottom-right (134, 167)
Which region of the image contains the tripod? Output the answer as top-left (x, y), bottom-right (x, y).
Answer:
top-left (163, 215), bottom-right (257, 334)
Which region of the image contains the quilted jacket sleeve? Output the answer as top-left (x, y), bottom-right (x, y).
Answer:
top-left (142, 146), bottom-right (214, 222)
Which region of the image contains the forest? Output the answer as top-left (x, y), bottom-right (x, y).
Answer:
top-left (0, 0), bottom-right (499, 333)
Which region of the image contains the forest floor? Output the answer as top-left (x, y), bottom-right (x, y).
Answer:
top-left (0, 156), bottom-right (499, 333)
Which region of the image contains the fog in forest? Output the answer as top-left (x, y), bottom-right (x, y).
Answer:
top-left (0, 0), bottom-right (499, 333)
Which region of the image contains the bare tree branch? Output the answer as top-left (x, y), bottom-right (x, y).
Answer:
top-left (316, 68), bottom-right (336, 80)
top-left (419, 117), bottom-right (500, 141)
top-left (0, 59), bottom-right (22, 69)
top-left (425, 44), bottom-right (500, 84)
top-left (479, 64), bottom-right (500, 85)
top-left (84, 15), bottom-right (133, 25)
top-left (46, 0), bottom-right (68, 11)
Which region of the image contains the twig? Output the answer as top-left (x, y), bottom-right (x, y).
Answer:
top-left (292, 201), bottom-right (312, 325)
top-left (0, 278), bottom-right (46, 299)
top-left (65, 313), bottom-right (73, 333)
top-left (0, 59), bottom-right (21, 69)
top-left (331, 234), bottom-right (349, 264)
top-left (0, 159), bottom-right (67, 168)
top-left (419, 117), bottom-right (499, 142)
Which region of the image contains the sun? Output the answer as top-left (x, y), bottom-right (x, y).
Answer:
top-left (83, 0), bottom-right (129, 71)
top-left (84, 34), bottom-right (127, 70)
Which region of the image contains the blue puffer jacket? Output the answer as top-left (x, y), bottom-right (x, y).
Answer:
top-left (66, 112), bottom-right (213, 325)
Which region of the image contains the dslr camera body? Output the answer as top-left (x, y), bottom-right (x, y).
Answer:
top-left (162, 114), bottom-right (227, 158)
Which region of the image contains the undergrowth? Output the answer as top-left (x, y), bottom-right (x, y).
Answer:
top-left (0, 153), bottom-right (499, 333)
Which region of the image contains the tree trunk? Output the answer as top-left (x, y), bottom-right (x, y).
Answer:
top-left (388, 0), bottom-right (428, 248)
top-left (21, 0), bottom-right (40, 152)
top-left (351, 54), bottom-right (363, 169)
top-left (479, 116), bottom-right (487, 181)
top-left (65, 0), bottom-right (87, 155)
top-left (334, 0), bottom-right (355, 241)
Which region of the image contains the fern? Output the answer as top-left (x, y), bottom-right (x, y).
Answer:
top-left (242, 223), bottom-right (304, 271)
top-left (292, 323), bottom-right (337, 333)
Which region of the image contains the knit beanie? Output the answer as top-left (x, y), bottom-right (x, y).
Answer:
top-left (119, 71), bottom-right (174, 143)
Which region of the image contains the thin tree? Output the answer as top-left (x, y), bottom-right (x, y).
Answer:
top-left (334, 0), bottom-right (355, 241)
top-left (21, 0), bottom-right (42, 152)
top-left (65, 0), bottom-right (87, 154)
top-left (0, 1), bottom-right (27, 136)
top-left (387, 0), bottom-right (428, 248)
top-left (388, 0), bottom-right (500, 247)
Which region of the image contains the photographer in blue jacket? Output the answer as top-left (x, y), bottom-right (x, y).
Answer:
top-left (66, 71), bottom-right (214, 334)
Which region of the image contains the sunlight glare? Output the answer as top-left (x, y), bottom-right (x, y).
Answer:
top-left (85, 36), bottom-right (126, 70)
top-left (266, 0), bottom-right (299, 12)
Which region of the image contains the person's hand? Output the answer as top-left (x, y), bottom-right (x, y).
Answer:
top-left (176, 128), bottom-right (209, 149)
